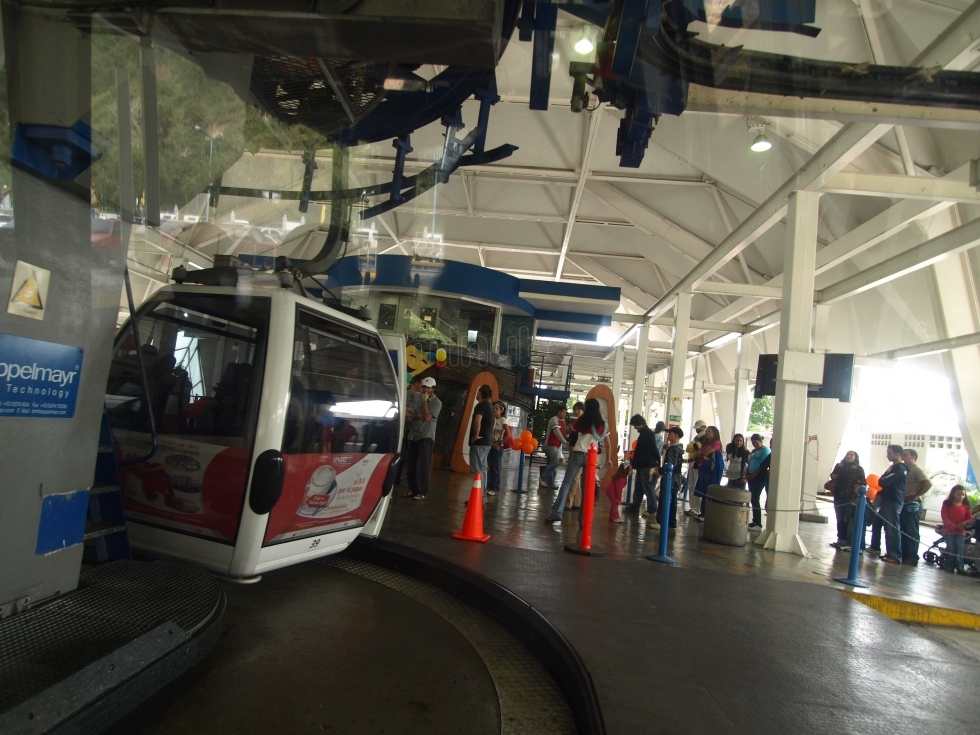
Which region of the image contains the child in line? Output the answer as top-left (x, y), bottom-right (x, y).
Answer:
top-left (941, 484), bottom-right (972, 573)
top-left (606, 464), bottom-right (632, 524)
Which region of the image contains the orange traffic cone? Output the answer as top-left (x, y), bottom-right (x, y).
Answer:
top-left (452, 473), bottom-right (491, 543)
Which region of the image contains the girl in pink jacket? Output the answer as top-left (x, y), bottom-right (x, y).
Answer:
top-left (941, 484), bottom-right (972, 573)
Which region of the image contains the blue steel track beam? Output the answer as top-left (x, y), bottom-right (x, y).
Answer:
top-left (530, 2), bottom-right (559, 110)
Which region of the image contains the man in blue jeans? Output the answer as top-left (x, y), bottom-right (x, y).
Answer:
top-left (624, 414), bottom-right (661, 517)
top-left (469, 384), bottom-right (495, 502)
top-left (900, 448), bottom-right (931, 565)
top-left (877, 444), bottom-right (908, 564)
top-left (540, 406), bottom-right (568, 488)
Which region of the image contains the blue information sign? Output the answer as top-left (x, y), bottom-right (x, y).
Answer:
top-left (0, 333), bottom-right (83, 418)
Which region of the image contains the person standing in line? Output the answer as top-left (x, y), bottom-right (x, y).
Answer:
top-left (745, 434), bottom-right (771, 530)
top-left (605, 464), bottom-right (632, 523)
top-left (399, 376), bottom-right (423, 492)
top-left (652, 420), bottom-right (666, 455)
top-left (541, 405), bottom-right (568, 489)
top-left (827, 451), bottom-right (865, 548)
top-left (900, 448), bottom-right (932, 565)
top-left (624, 414), bottom-right (662, 517)
top-left (468, 385), bottom-right (495, 503)
top-left (406, 377), bottom-right (442, 500)
top-left (486, 401), bottom-right (513, 497)
top-left (877, 444), bottom-right (908, 564)
top-left (684, 420), bottom-right (707, 517)
top-left (941, 484), bottom-right (972, 573)
top-left (693, 425), bottom-right (724, 522)
top-left (723, 434), bottom-right (750, 489)
top-left (652, 426), bottom-right (685, 532)
top-left (566, 402), bottom-right (586, 510)
top-left (544, 398), bottom-right (607, 525)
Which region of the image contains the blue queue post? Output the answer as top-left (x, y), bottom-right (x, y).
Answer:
top-left (512, 450), bottom-right (526, 493)
top-left (834, 485), bottom-right (869, 588)
top-left (646, 463), bottom-right (677, 565)
top-left (625, 474), bottom-right (633, 505)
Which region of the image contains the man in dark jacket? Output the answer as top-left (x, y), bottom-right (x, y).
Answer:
top-left (877, 444), bottom-right (908, 564)
top-left (651, 426), bottom-right (685, 531)
top-left (624, 414), bottom-right (661, 516)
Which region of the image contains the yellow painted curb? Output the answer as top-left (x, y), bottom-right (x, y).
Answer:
top-left (841, 590), bottom-right (980, 630)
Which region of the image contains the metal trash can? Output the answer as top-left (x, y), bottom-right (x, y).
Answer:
top-left (702, 484), bottom-right (751, 547)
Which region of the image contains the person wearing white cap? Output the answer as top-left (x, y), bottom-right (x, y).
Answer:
top-left (405, 376), bottom-right (441, 500)
top-left (685, 420), bottom-right (707, 517)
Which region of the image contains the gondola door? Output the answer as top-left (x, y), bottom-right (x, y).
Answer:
top-left (250, 300), bottom-right (401, 574)
top-left (106, 289), bottom-right (273, 575)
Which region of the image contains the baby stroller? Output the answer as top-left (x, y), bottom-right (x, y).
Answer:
top-left (922, 522), bottom-right (980, 573)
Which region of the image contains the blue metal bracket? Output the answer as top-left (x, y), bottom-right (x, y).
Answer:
top-left (519, 0), bottom-right (536, 42)
top-left (391, 134), bottom-right (413, 201)
top-left (298, 153), bottom-right (318, 213)
top-left (12, 119), bottom-right (107, 181)
top-left (530, 2), bottom-right (558, 110)
top-left (612, 0), bottom-right (659, 78)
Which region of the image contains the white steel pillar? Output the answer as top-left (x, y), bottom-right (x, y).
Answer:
top-left (801, 304), bottom-right (831, 515)
top-left (690, 355), bottom-right (705, 434)
top-left (611, 344), bottom-right (625, 428)
top-left (666, 293), bottom-right (692, 428)
top-left (731, 336), bottom-right (752, 438)
top-left (757, 190), bottom-right (823, 556)
top-left (630, 323), bottom-right (649, 441)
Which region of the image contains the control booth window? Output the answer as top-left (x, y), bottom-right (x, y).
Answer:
top-left (283, 308), bottom-right (399, 456)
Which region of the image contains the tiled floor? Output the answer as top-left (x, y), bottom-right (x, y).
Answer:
top-left (386, 463), bottom-right (980, 615)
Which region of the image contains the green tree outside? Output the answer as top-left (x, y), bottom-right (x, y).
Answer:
top-left (748, 395), bottom-right (774, 433)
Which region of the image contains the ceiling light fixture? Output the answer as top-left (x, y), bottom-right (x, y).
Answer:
top-left (574, 34), bottom-right (594, 55)
top-left (750, 131), bottom-right (772, 152)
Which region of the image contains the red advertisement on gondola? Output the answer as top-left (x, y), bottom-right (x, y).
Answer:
top-left (115, 430), bottom-right (250, 542)
top-left (263, 452), bottom-right (393, 544)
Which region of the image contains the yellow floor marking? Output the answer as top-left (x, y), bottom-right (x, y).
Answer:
top-left (841, 590), bottom-right (980, 629)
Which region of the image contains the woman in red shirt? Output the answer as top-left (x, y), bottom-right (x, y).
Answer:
top-left (941, 484), bottom-right (972, 573)
top-left (605, 464), bottom-right (632, 523)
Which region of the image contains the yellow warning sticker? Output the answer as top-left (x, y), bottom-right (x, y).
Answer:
top-left (7, 260), bottom-right (50, 321)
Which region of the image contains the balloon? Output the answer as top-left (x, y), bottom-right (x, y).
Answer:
top-left (436, 347), bottom-right (447, 362)
top-left (530, 438), bottom-right (539, 450)
top-left (522, 440), bottom-right (534, 454)
top-left (866, 474), bottom-right (880, 490)
top-left (428, 351), bottom-right (436, 361)
top-left (866, 486), bottom-right (879, 502)
top-left (436, 360), bottom-right (446, 370)
top-left (520, 430), bottom-right (532, 442)
top-left (632, 440), bottom-right (638, 449)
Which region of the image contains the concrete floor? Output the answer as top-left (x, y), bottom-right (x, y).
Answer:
top-left (106, 563), bottom-right (500, 735)
top-left (380, 465), bottom-right (980, 734)
top-left (387, 463), bottom-right (980, 615)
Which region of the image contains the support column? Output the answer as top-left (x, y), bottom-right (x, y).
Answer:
top-left (756, 191), bottom-right (822, 556)
top-left (629, 323), bottom-right (649, 441)
top-left (611, 344), bottom-right (624, 428)
top-left (666, 292), bottom-right (691, 428)
top-left (690, 355), bottom-right (705, 435)
top-left (140, 36), bottom-right (160, 227)
top-left (1, 6), bottom-right (124, 610)
top-left (801, 304), bottom-right (831, 515)
top-left (731, 337), bottom-right (752, 438)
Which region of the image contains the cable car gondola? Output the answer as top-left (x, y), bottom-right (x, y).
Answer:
top-left (104, 261), bottom-right (402, 579)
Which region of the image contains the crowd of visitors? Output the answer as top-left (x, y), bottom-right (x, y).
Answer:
top-left (396, 389), bottom-right (979, 576)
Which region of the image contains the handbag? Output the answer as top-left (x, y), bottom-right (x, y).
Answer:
top-left (824, 480), bottom-right (835, 491)
top-left (502, 424), bottom-right (514, 450)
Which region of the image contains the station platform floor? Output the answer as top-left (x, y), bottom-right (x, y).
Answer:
top-left (386, 465), bottom-right (980, 615)
top-left (371, 466), bottom-right (980, 734)
top-left (102, 464), bottom-right (980, 735)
